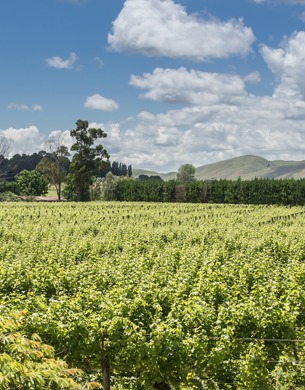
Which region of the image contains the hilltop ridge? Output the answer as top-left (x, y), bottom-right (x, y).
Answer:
top-left (133, 155), bottom-right (305, 181)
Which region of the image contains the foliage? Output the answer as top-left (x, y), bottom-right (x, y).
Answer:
top-left (0, 311), bottom-right (89, 389)
top-left (0, 180), bottom-right (19, 194)
top-left (0, 136), bottom-right (11, 178)
top-left (2, 151), bottom-right (47, 181)
top-left (1, 203), bottom-right (305, 388)
top-left (205, 177), bottom-right (305, 205)
top-left (114, 178), bottom-right (165, 201)
top-left (0, 191), bottom-right (21, 202)
top-left (36, 145), bottom-right (70, 201)
top-left (90, 173), bottom-right (132, 201)
top-left (99, 161), bottom-right (132, 178)
top-left (104, 177), bottom-right (305, 205)
top-left (138, 174), bottom-right (163, 181)
top-left (64, 120), bottom-right (109, 201)
top-left (176, 164), bottom-right (196, 182)
top-left (15, 170), bottom-right (48, 196)
top-left (112, 179), bottom-right (205, 203)
top-left (61, 174), bottom-right (78, 202)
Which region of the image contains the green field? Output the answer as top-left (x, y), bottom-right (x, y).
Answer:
top-left (1, 202), bottom-right (305, 389)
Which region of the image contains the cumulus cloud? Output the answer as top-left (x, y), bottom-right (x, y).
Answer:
top-left (108, 0), bottom-right (255, 61)
top-left (44, 130), bottom-right (74, 151)
top-left (3, 91), bottom-right (305, 172)
top-left (46, 52), bottom-right (79, 69)
top-left (8, 104), bottom-right (43, 111)
top-left (0, 126), bottom-right (44, 156)
top-left (110, 93), bottom-right (305, 171)
top-left (115, 30), bottom-right (305, 170)
top-left (84, 94), bottom-right (119, 111)
top-left (130, 67), bottom-right (247, 106)
top-left (5, 31), bottom-right (305, 172)
top-left (85, 96), bottom-right (302, 171)
top-left (260, 31), bottom-right (305, 99)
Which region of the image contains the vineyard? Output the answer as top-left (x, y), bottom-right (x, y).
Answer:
top-left (1, 202), bottom-right (305, 389)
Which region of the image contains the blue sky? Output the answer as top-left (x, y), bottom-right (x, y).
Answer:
top-left (2, 0), bottom-right (305, 171)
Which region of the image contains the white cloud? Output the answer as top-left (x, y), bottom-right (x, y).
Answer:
top-left (111, 93), bottom-right (305, 171)
top-left (137, 111), bottom-right (155, 121)
top-left (4, 73), bottom-right (305, 171)
top-left (84, 94), bottom-right (119, 111)
top-left (0, 126), bottom-right (44, 156)
top-left (155, 126), bottom-right (179, 147)
top-left (115, 31), bottom-right (305, 170)
top-left (8, 104), bottom-right (29, 111)
top-left (32, 105), bottom-right (43, 111)
top-left (130, 67), bottom-right (247, 106)
top-left (5, 30), bottom-right (305, 172)
top-left (260, 31), bottom-right (305, 100)
top-left (108, 0), bottom-right (255, 61)
top-left (88, 122), bottom-right (122, 153)
top-left (8, 104), bottom-right (43, 111)
top-left (45, 130), bottom-right (73, 151)
top-left (244, 72), bottom-right (261, 83)
top-left (46, 52), bottom-right (79, 69)
top-left (3, 89), bottom-right (305, 172)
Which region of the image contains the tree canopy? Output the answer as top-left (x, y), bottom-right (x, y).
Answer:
top-left (64, 120), bottom-right (109, 201)
top-left (176, 164), bottom-right (196, 182)
top-left (36, 145), bottom-right (70, 201)
top-left (16, 170), bottom-right (48, 196)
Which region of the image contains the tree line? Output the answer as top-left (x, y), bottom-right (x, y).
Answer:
top-left (94, 175), bottom-right (305, 205)
top-left (1, 119), bottom-right (305, 205)
top-left (0, 120), bottom-right (132, 201)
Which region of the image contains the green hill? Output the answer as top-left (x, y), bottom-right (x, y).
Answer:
top-left (132, 168), bottom-right (177, 181)
top-left (133, 155), bottom-right (305, 181)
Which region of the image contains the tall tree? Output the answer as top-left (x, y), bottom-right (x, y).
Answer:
top-left (128, 164), bottom-right (132, 177)
top-left (176, 163), bottom-right (196, 183)
top-left (65, 120), bottom-right (109, 201)
top-left (0, 136), bottom-right (11, 178)
top-left (36, 141), bottom-right (70, 201)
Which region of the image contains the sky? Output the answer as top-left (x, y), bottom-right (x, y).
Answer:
top-left (2, 0), bottom-right (305, 172)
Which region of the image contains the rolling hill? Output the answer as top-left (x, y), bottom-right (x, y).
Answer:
top-left (133, 155), bottom-right (305, 181)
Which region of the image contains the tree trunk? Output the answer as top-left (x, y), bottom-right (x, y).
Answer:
top-left (102, 331), bottom-right (110, 390)
top-left (102, 358), bottom-right (110, 390)
top-left (57, 183), bottom-right (61, 201)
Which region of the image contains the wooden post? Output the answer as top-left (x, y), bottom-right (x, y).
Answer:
top-left (102, 331), bottom-right (110, 390)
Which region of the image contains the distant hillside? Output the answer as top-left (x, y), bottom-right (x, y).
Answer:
top-left (132, 168), bottom-right (177, 181)
top-left (195, 155), bottom-right (305, 180)
top-left (134, 155), bottom-right (305, 181)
